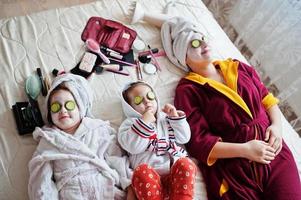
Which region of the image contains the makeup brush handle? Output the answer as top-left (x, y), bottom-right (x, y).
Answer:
top-left (97, 51), bottom-right (110, 64)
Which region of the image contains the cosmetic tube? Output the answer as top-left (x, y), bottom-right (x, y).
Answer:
top-left (107, 51), bottom-right (123, 60)
top-left (101, 64), bottom-right (123, 71)
top-left (138, 48), bottom-right (159, 56)
top-left (100, 46), bottom-right (121, 55)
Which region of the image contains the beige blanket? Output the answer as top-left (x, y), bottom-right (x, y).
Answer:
top-left (0, 0), bottom-right (300, 199)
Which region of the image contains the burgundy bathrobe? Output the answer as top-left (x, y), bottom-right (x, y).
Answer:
top-left (174, 59), bottom-right (301, 200)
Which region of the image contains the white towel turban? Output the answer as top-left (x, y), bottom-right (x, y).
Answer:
top-left (161, 17), bottom-right (204, 72)
top-left (46, 73), bottom-right (93, 123)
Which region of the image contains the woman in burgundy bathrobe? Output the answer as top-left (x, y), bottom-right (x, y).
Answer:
top-left (174, 58), bottom-right (301, 199)
top-left (159, 17), bottom-right (301, 200)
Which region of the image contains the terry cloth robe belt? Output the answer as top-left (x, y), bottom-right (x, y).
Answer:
top-left (236, 117), bottom-right (266, 140)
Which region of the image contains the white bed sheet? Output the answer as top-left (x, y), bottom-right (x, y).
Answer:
top-left (0, 0), bottom-right (300, 199)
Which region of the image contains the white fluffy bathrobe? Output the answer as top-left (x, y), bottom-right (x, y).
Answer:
top-left (118, 82), bottom-right (191, 175)
top-left (28, 74), bottom-right (132, 200)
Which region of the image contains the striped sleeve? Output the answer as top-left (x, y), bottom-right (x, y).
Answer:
top-left (166, 112), bottom-right (191, 144)
top-left (131, 119), bottom-right (157, 139)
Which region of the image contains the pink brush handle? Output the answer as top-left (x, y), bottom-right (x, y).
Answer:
top-left (97, 51), bottom-right (110, 64)
top-left (85, 38), bottom-right (110, 64)
top-left (106, 69), bottom-right (129, 76)
top-left (108, 57), bottom-right (136, 67)
top-left (136, 60), bottom-right (143, 80)
top-left (153, 50), bottom-right (166, 57)
top-left (148, 49), bottom-right (161, 71)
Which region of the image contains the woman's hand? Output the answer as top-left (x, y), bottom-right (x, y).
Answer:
top-left (162, 103), bottom-right (179, 117)
top-left (126, 185), bottom-right (137, 200)
top-left (265, 124), bottom-right (283, 155)
top-left (243, 140), bottom-right (276, 164)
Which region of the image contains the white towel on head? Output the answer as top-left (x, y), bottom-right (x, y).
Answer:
top-left (46, 73), bottom-right (94, 120)
top-left (161, 17), bottom-right (204, 72)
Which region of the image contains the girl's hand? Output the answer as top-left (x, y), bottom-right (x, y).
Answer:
top-left (142, 109), bottom-right (156, 124)
top-left (126, 185), bottom-right (137, 200)
top-left (162, 104), bottom-right (178, 117)
top-left (265, 124), bottom-right (282, 155)
top-left (243, 140), bottom-right (276, 164)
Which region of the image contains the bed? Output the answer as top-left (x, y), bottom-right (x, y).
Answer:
top-left (0, 0), bottom-right (300, 199)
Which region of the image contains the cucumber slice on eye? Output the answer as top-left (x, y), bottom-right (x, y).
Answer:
top-left (147, 91), bottom-right (155, 100)
top-left (134, 96), bottom-right (143, 105)
top-left (50, 102), bottom-right (61, 113)
top-left (65, 101), bottom-right (76, 111)
top-left (191, 39), bottom-right (201, 48)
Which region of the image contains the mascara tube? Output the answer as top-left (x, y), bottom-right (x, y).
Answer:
top-left (37, 68), bottom-right (47, 96)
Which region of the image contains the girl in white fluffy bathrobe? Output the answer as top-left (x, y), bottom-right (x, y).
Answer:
top-left (28, 73), bottom-right (132, 200)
